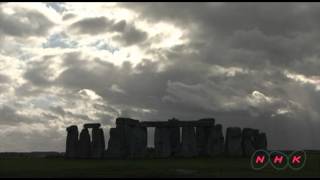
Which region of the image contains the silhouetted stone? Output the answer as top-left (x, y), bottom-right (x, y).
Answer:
top-left (65, 125), bottom-right (78, 158)
top-left (169, 127), bottom-right (181, 156)
top-left (141, 120), bottom-right (215, 127)
top-left (91, 128), bottom-right (105, 158)
top-left (106, 127), bottom-right (126, 158)
top-left (116, 117), bottom-right (140, 127)
top-left (67, 117), bottom-right (267, 160)
top-left (207, 124), bottom-right (224, 156)
top-left (225, 127), bottom-right (242, 157)
top-left (196, 126), bottom-right (211, 156)
top-left (155, 127), bottom-right (171, 158)
top-left (106, 117), bottom-right (146, 159)
top-left (180, 126), bottom-right (198, 157)
top-left (241, 128), bottom-right (256, 157)
top-left (83, 123), bottom-right (101, 129)
top-left (129, 126), bottom-right (147, 158)
top-left (78, 128), bottom-right (91, 158)
top-left (254, 132), bottom-right (267, 150)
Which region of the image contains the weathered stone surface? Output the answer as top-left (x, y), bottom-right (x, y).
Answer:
top-left (180, 126), bottom-right (198, 157)
top-left (196, 126), bottom-right (211, 156)
top-left (207, 124), bottom-right (224, 156)
top-left (241, 128), bottom-right (256, 157)
top-left (225, 127), bottom-right (242, 157)
top-left (154, 127), bottom-right (171, 158)
top-left (78, 128), bottom-right (91, 158)
top-left (254, 132), bottom-right (267, 150)
top-left (65, 125), bottom-right (78, 158)
top-left (83, 123), bottom-right (101, 129)
top-left (129, 126), bottom-right (147, 158)
top-left (91, 128), bottom-right (105, 158)
top-left (169, 127), bottom-right (180, 156)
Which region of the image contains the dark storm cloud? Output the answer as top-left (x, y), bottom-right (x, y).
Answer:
top-left (69, 17), bottom-right (113, 35)
top-left (122, 2), bottom-right (320, 74)
top-left (0, 6), bottom-right (53, 37)
top-left (0, 105), bottom-right (40, 125)
top-left (49, 105), bottom-right (91, 121)
top-left (69, 17), bottom-right (147, 45)
top-left (112, 21), bottom-right (148, 46)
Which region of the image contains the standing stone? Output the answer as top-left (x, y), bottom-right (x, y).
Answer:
top-left (254, 132), bottom-right (267, 150)
top-left (180, 126), bottom-right (198, 157)
top-left (241, 128), bottom-right (256, 157)
top-left (78, 128), bottom-right (91, 158)
top-left (169, 127), bottom-right (180, 156)
top-left (207, 124), bottom-right (224, 157)
top-left (225, 127), bottom-right (242, 157)
top-left (196, 126), bottom-right (211, 156)
top-left (106, 127), bottom-right (126, 158)
top-left (128, 126), bottom-right (147, 158)
top-left (65, 125), bottom-right (79, 158)
top-left (91, 128), bottom-right (105, 158)
top-left (154, 127), bottom-right (171, 158)
top-left (106, 117), bottom-right (144, 159)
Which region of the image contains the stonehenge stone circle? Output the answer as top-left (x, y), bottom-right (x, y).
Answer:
top-left (66, 117), bottom-right (268, 159)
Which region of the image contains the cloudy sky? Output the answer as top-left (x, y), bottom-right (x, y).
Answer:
top-left (1, 2), bottom-right (320, 152)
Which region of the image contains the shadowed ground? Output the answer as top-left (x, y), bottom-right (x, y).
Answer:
top-left (0, 151), bottom-right (319, 178)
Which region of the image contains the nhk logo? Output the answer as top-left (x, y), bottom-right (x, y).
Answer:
top-left (250, 150), bottom-right (306, 170)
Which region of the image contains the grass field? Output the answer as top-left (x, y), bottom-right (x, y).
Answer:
top-left (0, 152), bottom-right (319, 178)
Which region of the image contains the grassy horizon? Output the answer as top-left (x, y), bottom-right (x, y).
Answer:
top-left (0, 151), bottom-right (319, 178)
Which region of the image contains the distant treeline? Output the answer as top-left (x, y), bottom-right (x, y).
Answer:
top-left (0, 152), bottom-right (64, 158)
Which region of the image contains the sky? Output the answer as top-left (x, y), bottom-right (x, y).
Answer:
top-left (1, 2), bottom-right (320, 152)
